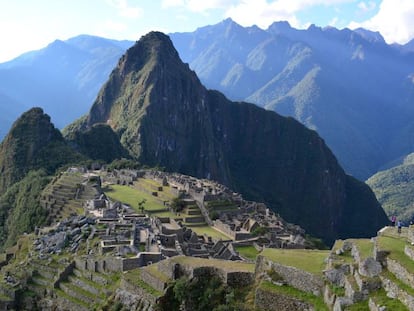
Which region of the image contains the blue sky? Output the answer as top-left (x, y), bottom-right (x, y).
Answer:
top-left (1, 0), bottom-right (413, 62)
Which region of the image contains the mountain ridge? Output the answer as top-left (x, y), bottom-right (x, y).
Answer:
top-left (66, 31), bottom-right (388, 244)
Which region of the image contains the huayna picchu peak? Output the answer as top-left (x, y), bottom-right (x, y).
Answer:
top-left (65, 31), bottom-right (388, 244)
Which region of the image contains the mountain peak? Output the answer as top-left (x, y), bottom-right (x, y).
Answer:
top-left (267, 21), bottom-right (292, 34)
top-left (117, 31), bottom-right (181, 76)
top-left (353, 28), bottom-right (385, 44)
top-left (0, 108), bottom-right (82, 194)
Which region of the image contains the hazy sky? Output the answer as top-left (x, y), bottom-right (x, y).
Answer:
top-left (1, 0), bottom-right (414, 62)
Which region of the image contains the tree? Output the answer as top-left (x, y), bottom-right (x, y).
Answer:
top-left (138, 199), bottom-right (146, 214)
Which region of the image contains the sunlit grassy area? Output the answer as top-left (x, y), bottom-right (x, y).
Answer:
top-left (378, 235), bottom-right (414, 274)
top-left (369, 288), bottom-right (408, 311)
top-left (349, 239), bottom-right (374, 259)
top-left (123, 269), bottom-right (162, 297)
top-left (143, 263), bottom-right (170, 283)
top-left (171, 256), bottom-right (255, 272)
top-left (104, 184), bottom-right (166, 211)
top-left (190, 226), bottom-right (232, 240)
top-left (261, 248), bottom-right (329, 276)
top-left (235, 245), bottom-right (260, 260)
top-left (260, 281), bottom-right (328, 311)
top-left (133, 178), bottom-right (176, 201)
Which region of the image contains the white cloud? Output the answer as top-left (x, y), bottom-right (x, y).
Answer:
top-left (357, 1), bottom-right (376, 12)
top-left (107, 0), bottom-right (142, 19)
top-left (349, 0), bottom-right (414, 44)
top-left (162, 0), bottom-right (236, 12)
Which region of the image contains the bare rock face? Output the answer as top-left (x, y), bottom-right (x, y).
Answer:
top-left (358, 257), bottom-right (382, 277)
top-left (66, 31), bottom-right (388, 244)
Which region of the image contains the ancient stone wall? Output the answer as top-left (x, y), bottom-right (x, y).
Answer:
top-left (139, 269), bottom-right (167, 292)
top-left (255, 286), bottom-right (314, 311)
top-left (255, 256), bottom-right (324, 296)
top-left (380, 275), bottom-right (414, 310)
top-left (404, 245), bottom-right (414, 261)
top-left (386, 258), bottom-right (414, 288)
top-left (53, 261), bottom-right (75, 288)
top-left (226, 271), bottom-right (254, 287)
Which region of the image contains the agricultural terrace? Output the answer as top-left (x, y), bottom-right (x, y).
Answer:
top-left (261, 248), bottom-right (330, 276)
top-left (170, 256), bottom-right (255, 272)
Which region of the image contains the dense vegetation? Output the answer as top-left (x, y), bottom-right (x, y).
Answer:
top-left (0, 108), bottom-right (84, 248)
top-left (367, 156), bottom-right (414, 222)
top-left (157, 274), bottom-right (253, 311)
top-left (0, 170), bottom-right (50, 248)
top-left (0, 108), bottom-right (84, 194)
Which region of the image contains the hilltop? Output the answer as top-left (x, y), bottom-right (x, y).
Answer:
top-left (65, 31), bottom-right (387, 244)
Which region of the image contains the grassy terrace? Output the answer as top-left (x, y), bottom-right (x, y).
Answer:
top-left (190, 226), bottom-right (232, 240)
top-left (104, 184), bottom-right (167, 211)
top-left (378, 232), bottom-right (414, 275)
top-left (349, 238), bottom-right (374, 259)
top-left (261, 249), bottom-right (329, 276)
top-left (260, 281), bottom-right (328, 311)
top-left (136, 179), bottom-right (176, 200)
top-left (235, 245), bottom-right (260, 260)
top-left (123, 269), bottom-right (162, 297)
top-left (171, 256), bottom-right (255, 273)
top-left (143, 264), bottom-right (170, 283)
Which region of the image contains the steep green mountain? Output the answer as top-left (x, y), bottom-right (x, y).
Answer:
top-left (0, 107), bottom-right (84, 194)
top-left (0, 170), bottom-right (51, 248)
top-left (0, 35), bottom-right (132, 138)
top-left (0, 108), bottom-right (85, 247)
top-left (367, 153), bottom-right (414, 222)
top-left (170, 19), bottom-right (414, 179)
top-left (66, 31), bottom-right (388, 244)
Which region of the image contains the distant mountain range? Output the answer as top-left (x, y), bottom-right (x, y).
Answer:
top-left (0, 35), bottom-right (132, 138)
top-left (1, 19), bottom-right (414, 182)
top-left (170, 19), bottom-right (414, 180)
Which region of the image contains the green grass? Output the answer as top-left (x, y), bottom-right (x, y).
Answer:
top-left (381, 269), bottom-right (414, 297)
top-left (104, 184), bottom-right (167, 211)
top-left (190, 226), bottom-right (232, 240)
top-left (149, 211), bottom-right (176, 218)
top-left (344, 300), bottom-right (369, 310)
top-left (171, 256), bottom-right (255, 272)
top-left (377, 235), bottom-right (414, 274)
top-left (370, 288), bottom-right (408, 310)
top-left (235, 245), bottom-right (260, 260)
top-left (261, 249), bottom-right (329, 276)
top-left (144, 264), bottom-right (170, 283)
top-left (55, 288), bottom-right (90, 308)
top-left (350, 239), bottom-right (374, 259)
top-left (134, 179), bottom-right (176, 201)
top-left (260, 281), bottom-right (328, 311)
top-left (123, 269), bottom-right (162, 297)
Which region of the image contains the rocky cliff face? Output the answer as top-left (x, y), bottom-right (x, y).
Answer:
top-left (0, 107), bottom-right (83, 194)
top-left (67, 32), bottom-right (388, 244)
